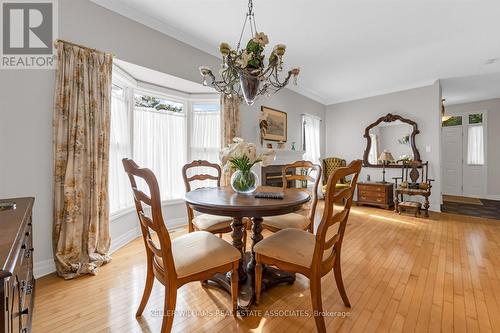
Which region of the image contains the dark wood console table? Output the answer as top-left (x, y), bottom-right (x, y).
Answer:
top-left (0, 198), bottom-right (35, 333)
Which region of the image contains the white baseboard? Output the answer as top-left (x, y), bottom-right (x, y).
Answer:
top-left (34, 218), bottom-right (188, 279)
top-left (168, 217), bottom-right (188, 230)
top-left (484, 195), bottom-right (500, 201)
top-left (34, 258), bottom-right (56, 279)
top-left (109, 226), bottom-right (141, 254)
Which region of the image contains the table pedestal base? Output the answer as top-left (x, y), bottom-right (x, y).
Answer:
top-left (207, 252), bottom-right (295, 313)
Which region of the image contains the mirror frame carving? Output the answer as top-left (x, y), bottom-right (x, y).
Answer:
top-left (363, 113), bottom-right (421, 168)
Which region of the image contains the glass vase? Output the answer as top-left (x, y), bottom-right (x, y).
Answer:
top-left (231, 170), bottom-right (258, 194)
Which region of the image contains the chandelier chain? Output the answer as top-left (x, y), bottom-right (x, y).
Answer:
top-left (237, 0), bottom-right (258, 51)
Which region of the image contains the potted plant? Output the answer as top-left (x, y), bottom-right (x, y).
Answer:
top-left (220, 137), bottom-right (275, 194)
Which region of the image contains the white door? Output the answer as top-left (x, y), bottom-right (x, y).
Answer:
top-left (442, 125), bottom-right (463, 195)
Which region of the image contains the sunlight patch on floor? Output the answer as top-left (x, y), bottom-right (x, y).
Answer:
top-left (368, 214), bottom-right (416, 226)
top-left (250, 317), bottom-right (267, 332)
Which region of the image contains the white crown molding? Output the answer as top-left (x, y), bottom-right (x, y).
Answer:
top-left (90, 0), bottom-right (328, 105)
top-left (90, 0), bottom-right (217, 58)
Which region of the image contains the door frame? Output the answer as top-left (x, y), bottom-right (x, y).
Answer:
top-left (441, 109), bottom-right (488, 198)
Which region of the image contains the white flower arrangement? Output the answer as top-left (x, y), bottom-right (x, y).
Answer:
top-left (220, 137), bottom-right (275, 172)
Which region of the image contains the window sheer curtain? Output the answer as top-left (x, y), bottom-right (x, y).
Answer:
top-left (109, 89), bottom-right (133, 213)
top-left (134, 107), bottom-right (187, 200)
top-left (303, 114), bottom-right (321, 165)
top-left (189, 104), bottom-right (221, 189)
top-left (467, 125), bottom-right (484, 165)
top-left (190, 104), bottom-right (221, 163)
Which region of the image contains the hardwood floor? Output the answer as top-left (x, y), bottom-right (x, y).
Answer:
top-left (33, 204), bottom-right (500, 332)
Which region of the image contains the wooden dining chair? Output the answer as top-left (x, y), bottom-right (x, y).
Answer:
top-left (122, 158), bottom-right (240, 333)
top-left (254, 160), bottom-right (362, 333)
top-left (262, 161), bottom-right (322, 233)
top-left (182, 160), bottom-right (246, 250)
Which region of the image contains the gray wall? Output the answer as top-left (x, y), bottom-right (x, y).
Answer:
top-left (325, 82), bottom-right (442, 210)
top-left (0, 0), bottom-right (324, 276)
top-left (446, 98), bottom-right (500, 196)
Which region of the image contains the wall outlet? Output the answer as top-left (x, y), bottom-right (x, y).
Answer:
top-left (426, 145), bottom-right (431, 153)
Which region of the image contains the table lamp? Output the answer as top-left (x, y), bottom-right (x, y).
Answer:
top-left (378, 150), bottom-right (394, 183)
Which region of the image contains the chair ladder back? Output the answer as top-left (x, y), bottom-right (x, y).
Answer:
top-left (182, 160), bottom-right (222, 192)
top-left (122, 158), bottom-right (176, 276)
top-left (282, 161), bottom-right (322, 222)
top-left (314, 160), bottom-right (362, 270)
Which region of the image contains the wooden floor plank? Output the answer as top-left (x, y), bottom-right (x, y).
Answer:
top-left (32, 204), bottom-right (500, 333)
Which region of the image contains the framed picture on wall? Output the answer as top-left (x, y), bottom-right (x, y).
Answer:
top-left (262, 106), bottom-right (287, 142)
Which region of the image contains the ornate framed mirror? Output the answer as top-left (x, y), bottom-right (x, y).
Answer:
top-left (363, 113), bottom-right (421, 168)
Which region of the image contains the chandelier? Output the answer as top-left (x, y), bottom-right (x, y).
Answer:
top-left (199, 0), bottom-right (300, 105)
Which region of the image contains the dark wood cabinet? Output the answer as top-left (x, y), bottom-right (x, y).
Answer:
top-left (0, 198), bottom-right (35, 333)
top-left (356, 182), bottom-right (394, 209)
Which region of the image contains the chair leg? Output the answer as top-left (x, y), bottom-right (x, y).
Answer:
top-left (255, 260), bottom-right (263, 305)
top-left (136, 261), bottom-right (154, 317)
top-left (334, 257), bottom-right (351, 307)
top-left (231, 262), bottom-right (239, 318)
top-left (243, 228), bottom-right (247, 252)
top-left (310, 276), bottom-right (326, 333)
top-left (161, 286), bottom-right (177, 333)
top-left (308, 221), bottom-right (314, 234)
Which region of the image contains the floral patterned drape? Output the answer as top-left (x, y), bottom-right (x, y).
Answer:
top-left (53, 41), bottom-right (113, 279)
top-left (221, 95), bottom-right (241, 185)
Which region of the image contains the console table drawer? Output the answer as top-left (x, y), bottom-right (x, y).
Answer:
top-left (358, 184), bottom-right (387, 193)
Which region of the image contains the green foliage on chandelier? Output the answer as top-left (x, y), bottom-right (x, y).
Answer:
top-left (218, 32), bottom-right (285, 76)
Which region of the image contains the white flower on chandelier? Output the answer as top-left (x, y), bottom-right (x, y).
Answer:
top-left (236, 50), bottom-right (253, 69)
top-left (253, 32), bottom-right (269, 47)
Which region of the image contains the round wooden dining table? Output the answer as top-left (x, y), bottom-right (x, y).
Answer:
top-left (184, 186), bottom-right (310, 311)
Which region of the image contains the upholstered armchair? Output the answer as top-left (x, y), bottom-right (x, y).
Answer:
top-left (321, 157), bottom-right (350, 194)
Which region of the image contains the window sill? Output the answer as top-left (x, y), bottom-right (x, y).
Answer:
top-left (110, 198), bottom-right (185, 222)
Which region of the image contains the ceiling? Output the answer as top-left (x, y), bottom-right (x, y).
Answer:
top-left (441, 72), bottom-right (500, 105)
top-left (114, 58), bottom-right (215, 94)
top-left (93, 0), bottom-right (500, 105)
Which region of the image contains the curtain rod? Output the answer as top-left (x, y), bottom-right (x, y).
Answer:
top-left (54, 39), bottom-right (115, 57)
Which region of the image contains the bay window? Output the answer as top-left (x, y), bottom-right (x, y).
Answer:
top-left (108, 70), bottom-right (220, 215)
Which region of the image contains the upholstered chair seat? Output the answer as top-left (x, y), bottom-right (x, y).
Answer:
top-left (262, 213), bottom-right (310, 232)
top-left (321, 182), bottom-right (350, 193)
top-left (262, 161), bottom-right (322, 233)
top-left (192, 214), bottom-right (232, 233)
top-left (155, 231), bottom-right (240, 278)
top-left (254, 228), bottom-right (329, 269)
